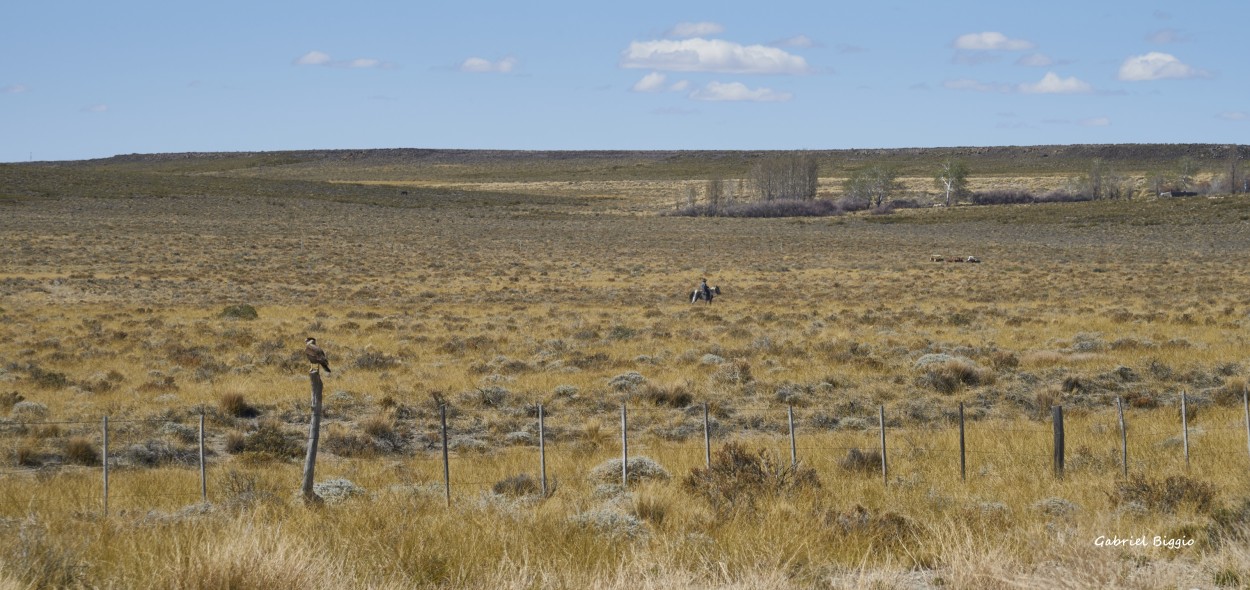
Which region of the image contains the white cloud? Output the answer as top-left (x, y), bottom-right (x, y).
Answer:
top-left (460, 56), bottom-right (518, 73)
top-left (1080, 117), bottom-right (1111, 127)
top-left (1016, 53), bottom-right (1054, 67)
top-left (773, 34), bottom-right (818, 48)
top-left (295, 50), bottom-right (332, 66)
top-left (293, 50), bottom-right (387, 68)
top-left (667, 21), bottom-right (724, 39)
top-left (631, 72), bottom-right (667, 92)
top-left (942, 78), bottom-right (1010, 93)
top-left (689, 81), bottom-right (792, 102)
top-left (2, 84), bottom-right (29, 94)
top-left (82, 104), bottom-right (108, 113)
top-left (295, 50), bottom-right (391, 69)
top-left (669, 79), bottom-right (690, 92)
top-left (1019, 72), bottom-right (1092, 94)
top-left (1118, 52), bottom-right (1206, 81)
top-left (621, 38), bottom-right (808, 74)
top-left (953, 32), bottom-right (1034, 51)
top-left (1218, 111), bottom-right (1247, 121)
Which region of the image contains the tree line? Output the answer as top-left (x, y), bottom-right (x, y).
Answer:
top-left (673, 151), bottom-right (1244, 216)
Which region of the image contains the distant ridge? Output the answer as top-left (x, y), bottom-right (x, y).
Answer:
top-left (76, 143), bottom-right (1245, 163)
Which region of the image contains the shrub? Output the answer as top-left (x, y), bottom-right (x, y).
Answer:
top-left (352, 350), bottom-right (399, 370)
top-left (27, 365), bottom-right (69, 390)
top-left (492, 473), bottom-right (556, 499)
top-left (684, 442), bottom-right (819, 513)
top-left (1112, 474), bottom-right (1216, 514)
top-left (569, 509), bottom-right (646, 539)
top-left (11, 400), bottom-right (49, 420)
top-left (839, 448), bottom-right (883, 473)
top-left (225, 422), bottom-right (301, 460)
top-left (312, 478), bottom-right (366, 504)
top-left (218, 392), bottom-right (259, 418)
top-left (218, 304), bottom-right (259, 320)
top-left (589, 456), bottom-right (670, 486)
top-left (917, 359), bottom-right (992, 394)
top-left (826, 504), bottom-right (916, 541)
top-left (667, 198), bottom-right (847, 218)
top-left (1211, 377), bottom-right (1248, 406)
top-left (608, 371), bottom-right (646, 391)
top-left (123, 440), bottom-right (197, 467)
top-left (63, 437), bottom-right (99, 465)
top-left (1209, 497), bottom-right (1250, 545)
top-left (0, 391), bottom-right (25, 412)
top-left (639, 383), bottom-right (694, 408)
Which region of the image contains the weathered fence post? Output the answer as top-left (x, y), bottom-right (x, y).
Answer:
top-left (538, 403), bottom-right (547, 497)
top-left (102, 416), bottom-right (109, 517)
top-left (620, 403), bottom-right (629, 487)
top-left (958, 402), bottom-right (966, 482)
top-left (301, 369), bottom-right (324, 504)
top-left (1052, 405), bottom-right (1065, 479)
top-left (879, 405), bottom-right (888, 486)
top-left (705, 400), bottom-right (715, 470)
top-left (1181, 391), bottom-right (1190, 470)
top-left (788, 404), bottom-right (797, 469)
top-left (1117, 397), bottom-right (1128, 478)
top-left (1244, 385), bottom-right (1250, 464)
top-left (441, 403), bottom-right (450, 507)
top-left (199, 411), bottom-right (207, 503)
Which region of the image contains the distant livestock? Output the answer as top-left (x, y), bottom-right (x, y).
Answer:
top-left (931, 255), bottom-right (980, 263)
top-left (1159, 191), bottom-right (1197, 198)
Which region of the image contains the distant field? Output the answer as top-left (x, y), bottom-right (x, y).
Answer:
top-left (1, 149), bottom-right (1249, 588)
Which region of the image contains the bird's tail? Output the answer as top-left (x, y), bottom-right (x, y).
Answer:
top-left (322, 363), bottom-right (332, 373)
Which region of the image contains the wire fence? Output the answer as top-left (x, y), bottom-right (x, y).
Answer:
top-left (2, 390), bottom-right (1249, 515)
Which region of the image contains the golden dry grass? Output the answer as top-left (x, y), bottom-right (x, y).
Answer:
top-left (1, 160), bottom-right (1250, 588)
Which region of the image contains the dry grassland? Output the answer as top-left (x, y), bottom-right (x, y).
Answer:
top-left (1, 159), bottom-right (1250, 588)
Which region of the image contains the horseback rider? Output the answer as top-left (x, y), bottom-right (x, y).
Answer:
top-left (699, 278), bottom-right (712, 301)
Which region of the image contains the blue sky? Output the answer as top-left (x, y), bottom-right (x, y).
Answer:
top-left (2, 0), bottom-right (1246, 162)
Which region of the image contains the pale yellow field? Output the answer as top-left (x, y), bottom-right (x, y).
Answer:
top-left (1, 173), bottom-right (1249, 588)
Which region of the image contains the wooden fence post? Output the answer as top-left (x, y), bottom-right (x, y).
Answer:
top-left (703, 402), bottom-right (711, 469)
top-left (1052, 405), bottom-right (1065, 479)
top-left (199, 412), bottom-right (207, 503)
top-left (1181, 391), bottom-right (1190, 470)
top-left (301, 369), bottom-right (324, 504)
top-left (1117, 397), bottom-right (1128, 478)
top-left (1243, 385), bottom-right (1250, 465)
top-left (879, 405), bottom-right (888, 486)
top-left (102, 416), bottom-right (109, 517)
top-left (441, 404), bottom-right (450, 507)
top-left (620, 403), bottom-right (629, 487)
top-left (788, 404), bottom-right (797, 469)
top-left (958, 402), bottom-right (966, 482)
top-left (538, 403), bottom-right (547, 497)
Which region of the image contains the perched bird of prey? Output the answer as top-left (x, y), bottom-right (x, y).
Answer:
top-left (305, 337), bottom-right (331, 373)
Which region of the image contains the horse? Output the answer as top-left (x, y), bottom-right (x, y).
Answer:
top-left (690, 285), bottom-right (721, 304)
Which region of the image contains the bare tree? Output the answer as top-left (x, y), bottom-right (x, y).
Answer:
top-left (1227, 152), bottom-right (1241, 194)
top-left (934, 160), bottom-right (970, 207)
top-left (843, 165), bottom-right (902, 208)
top-left (705, 178), bottom-right (725, 211)
top-left (1175, 156), bottom-right (1199, 191)
top-left (749, 152), bottom-right (818, 201)
top-left (1146, 170), bottom-right (1167, 197)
